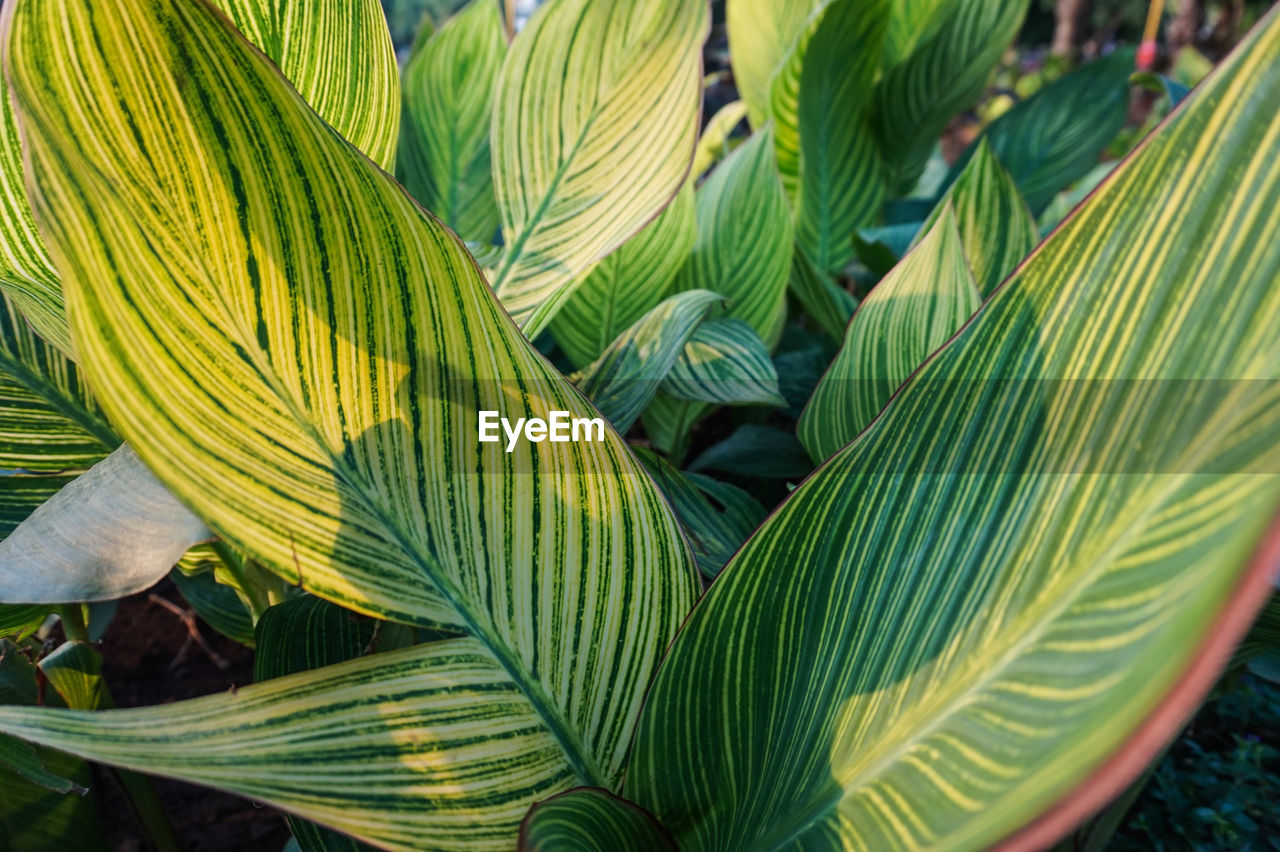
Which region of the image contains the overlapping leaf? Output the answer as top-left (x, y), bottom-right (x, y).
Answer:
top-left (1, 0), bottom-right (697, 841)
top-left (398, 0), bottom-right (506, 243)
top-left (800, 208), bottom-right (979, 463)
top-left (0, 0), bottom-right (400, 356)
top-left (946, 49), bottom-right (1134, 215)
top-left (661, 318), bottom-right (784, 408)
top-left (725, 0), bottom-right (816, 129)
top-left (550, 185), bottom-right (696, 370)
top-left (490, 0), bottom-right (707, 331)
top-left (519, 788), bottom-right (675, 852)
top-left (627, 13), bottom-right (1280, 850)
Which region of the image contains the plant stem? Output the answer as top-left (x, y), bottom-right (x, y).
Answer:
top-left (210, 539), bottom-right (269, 619)
top-left (55, 604), bottom-right (90, 643)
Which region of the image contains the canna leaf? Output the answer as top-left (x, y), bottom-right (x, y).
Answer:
top-left (0, 640), bottom-right (578, 851)
top-left (946, 49), bottom-right (1135, 216)
top-left (627, 12), bottom-right (1280, 850)
top-left (791, 0), bottom-right (888, 273)
top-left (519, 788), bottom-right (675, 852)
top-left (672, 128), bottom-right (794, 350)
top-left (2, 0), bottom-right (697, 836)
top-left (550, 184), bottom-right (696, 370)
top-left (915, 138), bottom-right (1038, 296)
top-left (882, 0), bottom-right (961, 67)
top-left (490, 0), bottom-right (708, 332)
top-left (169, 569), bottom-right (256, 647)
top-left (0, 604), bottom-right (47, 641)
top-left (687, 424), bottom-right (813, 481)
top-left (38, 641), bottom-right (107, 711)
top-left (799, 208), bottom-right (980, 463)
top-left (691, 100), bottom-right (747, 181)
top-left (397, 0), bottom-right (506, 244)
top-left (574, 290), bottom-right (722, 434)
top-left (0, 0), bottom-right (399, 357)
top-left (0, 446), bottom-right (212, 604)
top-left (660, 318), bottom-right (785, 408)
top-left (787, 250), bottom-right (857, 344)
top-left (636, 448), bottom-right (766, 580)
top-left (872, 0), bottom-right (1031, 193)
top-left (725, 0), bottom-right (816, 129)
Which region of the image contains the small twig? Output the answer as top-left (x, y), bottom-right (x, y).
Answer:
top-left (148, 594), bottom-right (230, 670)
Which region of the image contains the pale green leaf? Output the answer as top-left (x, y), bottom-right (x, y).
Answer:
top-left (800, 207), bottom-right (980, 463)
top-left (725, 0), bottom-right (817, 129)
top-left (692, 101), bottom-right (747, 181)
top-left (490, 0), bottom-right (708, 332)
top-left (627, 15), bottom-right (1280, 849)
top-left (0, 446), bottom-right (212, 604)
top-left (660, 318), bottom-right (785, 408)
top-left (398, 0), bottom-right (506, 243)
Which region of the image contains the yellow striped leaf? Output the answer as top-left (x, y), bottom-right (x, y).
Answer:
top-left (799, 207), bottom-right (980, 463)
top-left (692, 101), bottom-right (747, 181)
top-left (0, 639), bottom-right (577, 851)
top-left (627, 12), bottom-right (1280, 849)
top-left (873, 0), bottom-right (1030, 192)
top-left (519, 788), bottom-right (676, 852)
top-left (489, 0), bottom-right (708, 332)
top-left (882, 0), bottom-right (961, 67)
top-left (915, 138), bottom-right (1039, 296)
top-left (0, 446), bottom-right (211, 603)
top-left (725, 0), bottom-right (817, 130)
top-left (946, 49), bottom-right (1134, 216)
top-left (550, 184), bottom-right (696, 370)
top-left (0, 0), bottom-right (399, 358)
top-left (575, 290), bottom-right (722, 433)
top-left (661, 318), bottom-right (785, 408)
top-left (397, 0), bottom-right (506, 244)
top-left (671, 128), bottom-right (794, 350)
top-left (4, 0), bottom-right (696, 820)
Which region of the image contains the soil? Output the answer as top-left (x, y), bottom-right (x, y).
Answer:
top-left (91, 580), bottom-right (291, 852)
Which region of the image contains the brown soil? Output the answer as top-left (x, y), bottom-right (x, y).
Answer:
top-left (93, 580), bottom-right (291, 852)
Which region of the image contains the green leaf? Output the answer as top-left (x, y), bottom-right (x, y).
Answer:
top-left (946, 50), bottom-right (1134, 215)
top-left (626, 13), bottom-right (1280, 849)
top-left (787, 249), bottom-right (856, 344)
top-left (692, 101), bottom-right (747, 180)
top-left (0, 639), bottom-right (579, 850)
top-left (169, 569), bottom-right (256, 647)
top-left (915, 138), bottom-right (1038, 296)
top-left (882, 0), bottom-right (960, 67)
top-left (800, 207), bottom-right (980, 463)
top-left (776, 0), bottom-right (888, 272)
top-left (660, 318), bottom-right (785, 408)
top-left (0, 735), bottom-right (81, 795)
top-left (490, 0), bottom-right (708, 332)
top-left (0, 446), bottom-right (211, 604)
top-left (3, 0), bottom-right (697, 836)
top-left (0, 474), bottom-right (74, 540)
top-left (725, 0), bottom-right (817, 129)
top-left (519, 788), bottom-right (675, 852)
top-left (0, 0), bottom-right (400, 357)
top-left (38, 641), bottom-right (107, 711)
top-left (671, 129), bottom-right (794, 350)
top-left (688, 425), bottom-right (812, 481)
top-left (0, 604), bottom-right (47, 641)
top-left (550, 184), bottom-right (696, 370)
top-left (397, 0), bottom-right (506, 244)
top-left (636, 449), bottom-right (766, 580)
top-left (872, 0), bottom-right (1031, 192)
top-left (574, 291), bottom-right (722, 433)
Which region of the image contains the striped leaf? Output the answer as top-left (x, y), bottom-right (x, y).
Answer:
top-left (882, 0), bottom-right (961, 67)
top-left (725, 0), bottom-right (817, 129)
top-left (0, 294), bottom-right (115, 473)
top-left (397, 0), bottom-right (506, 244)
top-left (636, 448), bottom-right (766, 580)
top-left (489, 0), bottom-right (708, 332)
top-left (574, 290), bottom-right (722, 434)
top-left (626, 12), bottom-right (1280, 850)
top-left (550, 184), bottom-right (696, 370)
top-left (38, 641), bottom-right (107, 711)
top-left (915, 138), bottom-right (1038, 296)
top-left (872, 0), bottom-right (1031, 192)
top-left (0, 446), bottom-right (211, 604)
top-left (692, 101), bottom-right (747, 181)
top-left (661, 318), bottom-right (785, 408)
top-left (672, 129), bottom-right (794, 350)
top-left (0, 639), bottom-right (580, 850)
top-left (0, 604), bottom-right (47, 640)
top-left (790, 0), bottom-right (888, 273)
top-left (519, 788), bottom-right (675, 852)
top-left (169, 569), bottom-right (256, 647)
top-left (3, 0), bottom-right (696, 821)
top-left (0, 0), bottom-right (399, 357)
top-left (799, 208), bottom-right (980, 463)
top-left (788, 250), bottom-right (857, 344)
top-left (0, 475), bottom-right (72, 543)
top-left (946, 50), bottom-right (1134, 216)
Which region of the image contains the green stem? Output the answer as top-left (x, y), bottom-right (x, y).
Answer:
top-left (55, 605), bottom-right (90, 643)
top-left (210, 539), bottom-right (269, 619)
top-left (112, 768), bottom-right (182, 852)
